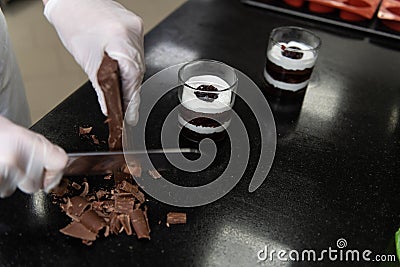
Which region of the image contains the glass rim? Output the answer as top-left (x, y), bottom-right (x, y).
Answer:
top-left (178, 59), bottom-right (238, 92)
top-left (269, 26), bottom-right (322, 52)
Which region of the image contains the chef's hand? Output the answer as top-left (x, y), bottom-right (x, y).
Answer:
top-left (0, 116), bottom-right (68, 198)
top-left (44, 0), bottom-right (145, 125)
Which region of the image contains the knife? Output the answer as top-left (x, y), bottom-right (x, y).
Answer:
top-left (64, 148), bottom-right (200, 176)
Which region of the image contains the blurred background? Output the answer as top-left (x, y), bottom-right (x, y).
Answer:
top-left (2, 0), bottom-right (186, 124)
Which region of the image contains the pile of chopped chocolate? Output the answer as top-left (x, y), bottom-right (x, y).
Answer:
top-left (52, 170), bottom-right (187, 245)
top-left (52, 171), bottom-right (150, 245)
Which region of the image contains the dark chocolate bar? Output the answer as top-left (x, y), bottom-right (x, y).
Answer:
top-left (97, 53), bottom-right (124, 151)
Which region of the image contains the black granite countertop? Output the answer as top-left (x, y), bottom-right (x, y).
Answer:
top-left (1, 0), bottom-right (400, 266)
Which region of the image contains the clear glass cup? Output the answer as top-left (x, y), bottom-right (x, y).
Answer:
top-left (263, 26), bottom-right (322, 99)
top-left (178, 59), bottom-right (238, 142)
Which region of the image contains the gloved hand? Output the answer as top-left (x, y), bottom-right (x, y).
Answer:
top-left (44, 0), bottom-right (145, 125)
top-left (0, 116), bottom-right (68, 198)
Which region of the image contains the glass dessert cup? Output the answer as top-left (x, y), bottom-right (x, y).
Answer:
top-left (178, 59), bottom-right (238, 142)
top-left (263, 26), bottom-right (321, 100)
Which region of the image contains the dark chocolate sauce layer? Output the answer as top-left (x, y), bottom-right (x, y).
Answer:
top-left (178, 106), bottom-right (231, 126)
top-left (265, 58), bottom-right (313, 84)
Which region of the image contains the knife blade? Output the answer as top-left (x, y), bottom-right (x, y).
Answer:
top-left (64, 148), bottom-right (199, 176)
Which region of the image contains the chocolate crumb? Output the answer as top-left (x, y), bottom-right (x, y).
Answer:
top-left (79, 127), bottom-right (93, 136)
top-left (148, 169), bottom-right (161, 179)
top-left (80, 182), bottom-right (89, 197)
top-left (82, 240), bottom-right (93, 246)
top-left (90, 135), bottom-right (100, 145)
top-left (96, 190), bottom-right (107, 200)
top-left (71, 182), bottom-right (81, 190)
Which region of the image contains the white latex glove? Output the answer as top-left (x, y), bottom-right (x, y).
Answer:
top-left (44, 0), bottom-right (145, 125)
top-left (0, 116), bottom-right (68, 198)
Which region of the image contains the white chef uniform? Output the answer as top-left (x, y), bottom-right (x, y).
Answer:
top-left (0, 9), bottom-right (31, 127)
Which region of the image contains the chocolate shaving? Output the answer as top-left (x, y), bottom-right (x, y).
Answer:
top-left (118, 214), bottom-right (132, 235)
top-left (166, 212), bottom-right (187, 226)
top-left (63, 196), bottom-right (91, 219)
top-left (118, 181), bottom-right (145, 204)
top-left (80, 182), bottom-right (89, 197)
top-left (130, 209), bottom-right (150, 239)
top-left (97, 53), bottom-right (123, 151)
top-left (148, 169), bottom-right (161, 179)
top-left (104, 174), bottom-right (112, 180)
top-left (71, 182), bottom-right (81, 190)
top-left (79, 126), bottom-right (93, 135)
top-left (80, 210), bottom-right (106, 234)
top-left (109, 212), bottom-right (122, 235)
top-left (114, 193), bottom-right (135, 214)
top-left (60, 221), bottom-right (97, 242)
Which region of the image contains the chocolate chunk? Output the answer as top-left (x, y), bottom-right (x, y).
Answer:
top-left (114, 193), bottom-right (135, 214)
top-left (79, 126), bottom-right (93, 135)
top-left (118, 181), bottom-right (145, 204)
top-left (97, 53), bottom-right (123, 151)
top-left (148, 169), bottom-right (161, 179)
top-left (281, 46), bottom-right (304, 59)
top-left (194, 85), bottom-right (219, 102)
top-left (118, 214), bottom-right (132, 235)
top-left (80, 210), bottom-right (106, 234)
top-left (129, 209), bottom-right (150, 239)
top-left (166, 212), bottom-right (187, 226)
top-left (60, 221), bottom-right (97, 242)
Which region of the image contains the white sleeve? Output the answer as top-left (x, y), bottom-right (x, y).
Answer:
top-left (0, 9), bottom-right (31, 127)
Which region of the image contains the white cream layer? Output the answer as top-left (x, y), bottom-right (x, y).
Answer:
top-left (181, 75), bottom-right (232, 114)
top-left (267, 41), bottom-right (317, 71)
top-left (178, 115), bottom-right (231, 134)
top-left (264, 69), bottom-right (309, 92)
